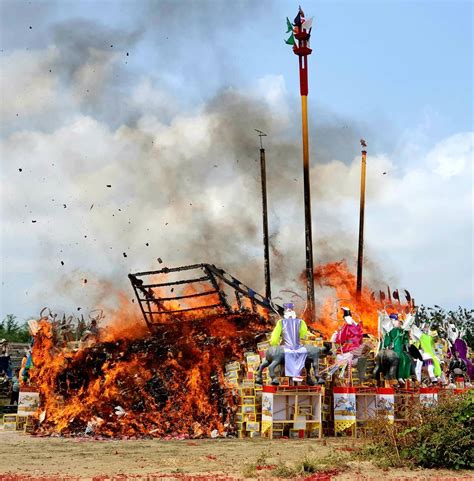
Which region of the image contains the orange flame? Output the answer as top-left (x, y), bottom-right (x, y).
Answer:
top-left (30, 308), bottom-right (270, 438)
top-left (306, 260), bottom-right (381, 338)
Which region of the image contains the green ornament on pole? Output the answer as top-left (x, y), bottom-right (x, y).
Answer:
top-left (285, 33), bottom-right (295, 45)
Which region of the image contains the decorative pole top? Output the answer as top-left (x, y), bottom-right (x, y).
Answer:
top-left (285, 6), bottom-right (313, 57)
top-left (285, 7), bottom-right (314, 96)
top-left (255, 129), bottom-right (267, 150)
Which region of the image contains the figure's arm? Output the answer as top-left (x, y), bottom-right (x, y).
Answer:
top-left (382, 329), bottom-right (392, 348)
top-left (270, 319), bottom-right (283, 346)
top-left (410, 324), bottom-right (423, 342)
top-left (299, 320), bottom-right (308, 340)
top-left (402, 313), bottom-right (415, 331)
top-left (378, 311), bottom-right (392, 337)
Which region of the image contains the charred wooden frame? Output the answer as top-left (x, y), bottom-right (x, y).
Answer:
top-left (129, 264), bottom-right (283, 331)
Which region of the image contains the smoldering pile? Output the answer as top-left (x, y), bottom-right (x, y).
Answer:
top-left (30, 313), bottom-right (272, 439)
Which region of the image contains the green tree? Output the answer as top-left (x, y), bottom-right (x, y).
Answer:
top-left (0, 314), bottom-right (31, 343)
top-left (416, 305), bottom-right (473, 349)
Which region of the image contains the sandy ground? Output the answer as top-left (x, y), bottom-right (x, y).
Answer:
top-left (0, 431), bottom-right (472, 481)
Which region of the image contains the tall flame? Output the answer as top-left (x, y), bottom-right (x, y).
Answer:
top-left (307, 260), bottom-right (382, 338)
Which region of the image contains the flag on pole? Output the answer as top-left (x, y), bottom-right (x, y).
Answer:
top-left (286, 17), bottom-right (293, 33)
top-left (285, 33), bottom-right (295, 45)
top-left (302, 16), bottom-right (313, 31)
top-left (294, 7), bottom-right (304, 28)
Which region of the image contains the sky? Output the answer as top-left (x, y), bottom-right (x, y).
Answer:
top-left (0, 0), bottom-right (472, 322)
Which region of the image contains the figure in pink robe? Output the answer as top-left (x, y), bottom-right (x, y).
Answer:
top-left (334, 308), bottom-right (363, 353)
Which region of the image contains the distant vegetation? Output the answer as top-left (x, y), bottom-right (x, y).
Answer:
top-left (417, 305), bottom-right (474, 349)
top-left (0, 314), bottom-right (31, 343)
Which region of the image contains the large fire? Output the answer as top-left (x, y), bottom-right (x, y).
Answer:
top-left (28, 260), bottom-right (403, 438)
top-left (30, 312), bottom-right (271, 438)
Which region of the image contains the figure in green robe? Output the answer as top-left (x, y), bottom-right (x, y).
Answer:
top-left (383, 324), bottom-right (413, 380)
top-left (419, 332), bottom-right (442, 378)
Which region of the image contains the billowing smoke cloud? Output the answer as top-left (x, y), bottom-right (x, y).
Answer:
top-left (1, 7), bottom-right (472, 321)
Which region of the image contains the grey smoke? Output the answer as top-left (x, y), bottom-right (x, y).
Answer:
top-left (1, 7), bottom-right (385, 318)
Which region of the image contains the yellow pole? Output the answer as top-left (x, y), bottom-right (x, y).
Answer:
top-left (301, 96), bottom-right (310, 169)
top-left (301, 94), bottom-right (315, 320)
top-left (356, 149), bottom-right (367, 295)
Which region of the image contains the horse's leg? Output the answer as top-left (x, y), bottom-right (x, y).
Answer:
top-left (255, 358), bottom-right (270, 385)
top-left (415, 359), bottom-right (422, 382)
top-left (373, 354), bottom-right (381, 384)
top-left (305, 357), bottom-right (314, 385)
top-left (306, 354), bottom-right (316, 386)
top-left (268, 359), bottom-right (281, 385)
top-left (356, 356), bottom-right (367, 382)
top-left (313, 354), bottom-right (325, 384)
top-left (390, 356), bottom-right (399, 381)
top-left (426, 361), bottom-right (435, 382)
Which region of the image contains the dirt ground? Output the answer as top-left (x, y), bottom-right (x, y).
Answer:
top-left (0, 431), bottom-right (472, 481)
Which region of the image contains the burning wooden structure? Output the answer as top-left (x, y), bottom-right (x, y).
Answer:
top-left (128, 263), bottom-right (283, 332)
top-left (27, 265), bottom-right (283, 438)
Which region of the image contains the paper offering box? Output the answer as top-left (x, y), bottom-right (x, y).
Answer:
top-left (225, 361), bottom-right (240, 372)
top-left (298, 405), bottom-right (312, 416)
top-left (240, 387), bottom-right (255, 397)
top-left (242, 405), bottom-right (256, 414)
top-left (246, 421), bottom-right (260, 431)
top-left (225, 370), bottom-right (239, 380)
top-left (241, 379), bottom-right (255, 388)
top-left (17, 389), bottom-right (40, 416)
top-left (3, 414), bottom-right (17, 431)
